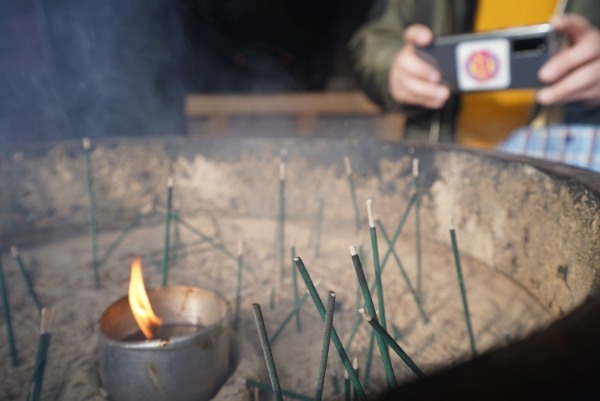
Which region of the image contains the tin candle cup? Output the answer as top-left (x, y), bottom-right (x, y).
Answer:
top-left (98, 286), bottom-right (234, 401)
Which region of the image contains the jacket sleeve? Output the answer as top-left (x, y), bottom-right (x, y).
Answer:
top-left (348, 0), bottom-right (427, 116)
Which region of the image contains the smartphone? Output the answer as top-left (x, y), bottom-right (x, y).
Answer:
top-left (416, 23), bottom-right (559, 92)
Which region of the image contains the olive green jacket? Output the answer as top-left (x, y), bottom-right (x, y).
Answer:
top-left (349, 0), bottom-right (600, 142)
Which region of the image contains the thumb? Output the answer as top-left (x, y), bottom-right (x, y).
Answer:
top-left (404, 24), bottom-right (434, 47)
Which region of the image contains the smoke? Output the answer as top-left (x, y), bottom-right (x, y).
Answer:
top-left (0, 0), bottom-right (185, 144)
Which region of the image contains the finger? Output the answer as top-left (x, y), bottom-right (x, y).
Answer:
top-left (394, 74), bottom-right (450, 109)
top-left (404, 24), bottom-right (434, 47)
top-left (551, 14), bottom-right (592, 43)
top-left (539, 27), bottom-right (600, 82)
top-left (537, 58), bottom-right (600, 104)
top-left (398, 47), bottom-right (443, 82)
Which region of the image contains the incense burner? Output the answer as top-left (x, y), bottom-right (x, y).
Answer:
top-left (98, 286), bottom-right (233, 401)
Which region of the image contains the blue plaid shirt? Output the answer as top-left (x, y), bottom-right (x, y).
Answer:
top-left (497, 125), bottom-right (600, 173)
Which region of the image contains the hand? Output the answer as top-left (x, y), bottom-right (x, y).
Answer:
top-left (388, 24), bottom-right (450, 109)
top-left (537, 14), bottom-right (600, 106)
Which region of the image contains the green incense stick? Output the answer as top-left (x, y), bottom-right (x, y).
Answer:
top-left (171, 208), bottom-right (181, 265)
top-left (270, 293), bottom-right (309, 345)
top-left (161, 177), bottom-right (174, 287)
top-left (352, 357), bottom-right (360, 401)
top-left (293, 257), bottom-right (367, 400)
top-left (278, 157), bottom-right (286, 281)
top-left (173, 213), bottom-right (236, 260)
top-left (82, 138), bottom-right (99, 289)
top-left (360, 308), bottom-right (424, 378)
top-left (252, 303), bottom-right (283, 401)
top-left (344, 370), bottom-right (351, 401)
top-left (350, 246), bottom-right (396, 389)
top-left (243, 379), bottom-right (311, 401)
top-left (413, 159), bottom-right (423, 299)
top-left (234, 240), bottom-right (244, 330)
top-left (450, 219), bottom-right (477, 358)
top-left (0, 258), bottom-right (18, 366)
top-left (367, 200), bottom-right (388, 329)
top-left (291, 239), bottom-right (301, 332)
top-left (99, 213), bottom-right (141, 267)
top-left (27, 307), bottom-right (54, 401)
top-left (314, 291), bottom-right (336, 401)
top-left (331, 376), bottom-right (340, 395)
top-left (344, 156), bottom-right (362, 232)
top-left (363, 331), bottom-right (376, 388)
top-left (11, 246), bottom-right (43, 313)
top-left (376, 218), bottom-right (429, 323)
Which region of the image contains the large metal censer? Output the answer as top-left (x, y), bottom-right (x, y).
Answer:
top-left (1, 136), bottom-right (599, 400)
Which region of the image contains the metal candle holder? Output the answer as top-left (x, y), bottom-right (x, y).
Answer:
top-left (98, 286), bottom-right (233, 401)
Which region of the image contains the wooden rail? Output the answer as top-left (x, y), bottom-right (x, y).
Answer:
top-left (185, 92), bottom-right (405, 141)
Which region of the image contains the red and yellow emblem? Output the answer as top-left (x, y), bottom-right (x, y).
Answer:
top-left (466, 50), bottom-right (499, 82)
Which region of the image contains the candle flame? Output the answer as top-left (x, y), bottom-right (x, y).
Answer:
top-left (128, 257), bottom-right (162, 339)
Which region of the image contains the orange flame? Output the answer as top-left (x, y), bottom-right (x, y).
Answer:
top-left (128, 257), bottom-right (162, 339)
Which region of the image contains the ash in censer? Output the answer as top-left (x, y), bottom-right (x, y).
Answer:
top-left (1, 137), bottom-right (599, 401)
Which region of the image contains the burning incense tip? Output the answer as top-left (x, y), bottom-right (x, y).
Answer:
top-left (10, 246), bottom-right (19, 258)
top-left (343, 156), bottom-right (352, 176)
top-left (449, 216), bottom-right (455, 231)
top-left (328, 291), bottom-right (336, 299)
top-left (293, 256), bottom-right (301, 262)
top-left (290, 238), bottom-right (296, 247)
top-left (344, 370), bottom-right (349, 380)
top-left (412, 158), bottom-right (420, 177)
top-left (349, 245), bottom-right (358, 256)
top-left (167, 177), bottom-right (174, 188)
top-left (82, 137), bottom-right (91, 150)
top-left (352, 357), bottom-right (359, 371)
top-left (279, 162), bottom-right (286, 181)
top-left (366, 199), bottom-right (375, 228)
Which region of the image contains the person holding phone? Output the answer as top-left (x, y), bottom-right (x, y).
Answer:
top-left (349, 0), bottom-right (600, 147)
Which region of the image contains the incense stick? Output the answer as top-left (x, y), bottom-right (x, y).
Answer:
top-left (234, 239), bottom-right (244, 330)
top-left (375, 217), bottom-right (429, 323)
top-left (450, 218), bottom-right (477, 358)
top-left (367, 200), bottom-right (387, 329)
top-left (293, 257), bottom-right (367, 400)
top-left (413, 158), bottom-right (423, 299)
top-left (161, 177), bottom-right (174, 287)
top-left (314, 291), bottom-right (335, 401)
top-left (11, 246), bottom-right (43, 313)
top-left (99, 212), bottom-right (141, 267)
top-left (352, 357), bottom-right (360, 401)
top-left (252, 303), bottom-right (283, 401)
top-left (242, 379), bottom-right (312, 401)
top-left (270, 293), bottom-right (309, 345)
top-left (278, 154), bottom-right (286, 281)
top-left (290, 239), bottom-right (301, 332)
top-left (349, 245), bottom-right (396, 389)
top-left (82, 138), bottom-right (99, 289)
top-left (172, 212), bottom-right (236, 260)
top-left (344, 370), bottom-right (351, 401)
top-left (359, 308), bottom-right (424, 378)
top-left (27, 307), bottom-right (55, 401)
top-left (344, 156), bottom-right (362, 232)
top-left (0, 257), bottom-right (18, 366)
top-left (363, 331), bottom-right (376, 388)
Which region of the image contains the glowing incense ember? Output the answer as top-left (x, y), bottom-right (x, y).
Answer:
top-left (128, 257), bottom-right (162, 339)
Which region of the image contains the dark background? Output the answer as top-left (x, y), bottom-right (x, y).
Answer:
top-left (0, 0), bottom-right (374, 143)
